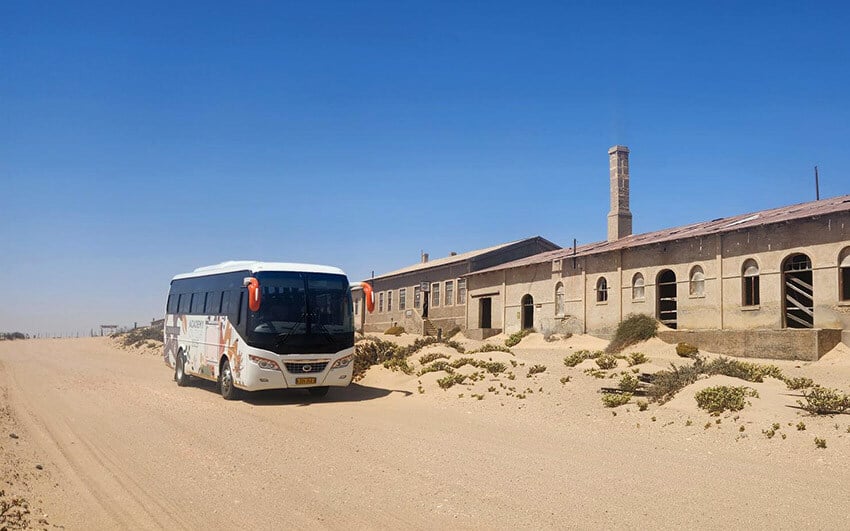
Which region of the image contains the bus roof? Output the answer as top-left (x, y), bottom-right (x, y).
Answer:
top-left (171, 261), bottom-right (347, 281)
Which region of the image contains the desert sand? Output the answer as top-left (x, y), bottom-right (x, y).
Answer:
top-left (1, 334), bottom-right (850, 529)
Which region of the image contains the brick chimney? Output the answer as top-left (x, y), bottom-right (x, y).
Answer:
top-left (607, 145), bottom-right (632, 241)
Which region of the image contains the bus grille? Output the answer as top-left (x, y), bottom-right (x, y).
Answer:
top-left (284, 362), bottom-right (329, 374)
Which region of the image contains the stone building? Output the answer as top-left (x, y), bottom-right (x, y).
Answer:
top-left (462, 146), bottom-right (850, 360)
top-left (356, 237), bottom-right (560, 335)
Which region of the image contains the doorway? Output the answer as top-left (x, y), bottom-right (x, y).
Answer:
top-left (657, 270), bottom-right (677, 329)
top-left (479, 298), bottom-right (492, 329)
top-left (521, 294), bottom-right (534, 330)
top-left (783, 254), bottom-right (814, 328)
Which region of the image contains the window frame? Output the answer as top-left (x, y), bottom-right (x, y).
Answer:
top-left (378, 291), bottom-right (384, 313)
top-left (414, 286), bottom-right (421, 308)
top-left (445, 280), bottom-right (454, 307)
top-left (387, 290), bottom-right (393, 312)
top-left (555, 282), bottom-right (565, 316)
top-left (632, 273), bottom-right (645, 301)
top-left (689, 265), bottom-right (705, 297)
top-left (457, 278), bottom-right (466, 305)
top-left (596, 277), bottom-right (608, 303)
top-left (431, 282), bottom-right (441, 307)
top-left (399, 287), bottom-right (407, 310)
top-left (840, 248), bottom-right (850, 302)
top-left (742, 259), bottom-right (760, 307)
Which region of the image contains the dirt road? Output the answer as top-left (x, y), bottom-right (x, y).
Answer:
top-left (1, 338), bottom-right (848, 529)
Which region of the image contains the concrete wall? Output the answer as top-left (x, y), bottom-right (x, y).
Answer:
top-left (658, 328), bottom-right (843, 362)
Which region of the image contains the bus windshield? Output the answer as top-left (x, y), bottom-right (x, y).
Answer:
top-left (247, 271), bottom-right (354, 354)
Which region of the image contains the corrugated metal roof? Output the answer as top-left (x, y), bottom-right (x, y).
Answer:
top-left (369, 237), bottom-right (557, 281)
top-left (468, 194), bottom-right (850, 276)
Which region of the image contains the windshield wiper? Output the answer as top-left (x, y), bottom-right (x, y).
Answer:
top-left (311, 315), bottom-right (336, 345)
top-left (275, 312), bottom-right (307, 347)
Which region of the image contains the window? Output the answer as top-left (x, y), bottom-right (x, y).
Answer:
top-left (387, 290), bottom-right (393, 312)
top-left (457, 279), bottom-right (466, 305)
top-left (555, 282), bottom-right (565, 316)
top-left (596, 277), bottom-right (608, 303)
top-left (840, 248), bottom-right (850, 302)
top-left (353, 295), bottom-right (359, 315)
top-left (689, 266), bottom-right (705, 297)
top-left (414, 286), bottom-right (421, 308)
top-left (632, 273), bottom-right (645, 300)
top-left (203, 291), bottom-right (216, 314)
top-left (378, 292), bottom-right (384, 312)
top-left (431, 283), bottom-right (440, 307)
top-left (167, 294), bottom-right (178, 314)
top-left (445, 281), bottom-right (454, 306)
top-left (742, 259), bottom-right (760, 306)
top-left (190, 292), bottom-right (205, 314)
top-left (399, 288), bottom-right (407, 310)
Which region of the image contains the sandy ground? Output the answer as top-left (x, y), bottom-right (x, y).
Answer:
top-left (2, 335), bottom-right (850, 529)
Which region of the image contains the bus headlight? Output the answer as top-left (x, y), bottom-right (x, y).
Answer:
top-left (249, 355), bottom-right (281, 371)
top-left (331, 354), bottom-right (353, 369)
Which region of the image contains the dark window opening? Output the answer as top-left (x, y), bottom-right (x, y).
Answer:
top-left (596, 278), bottom-right (608, 303)
top-left (842, 267), bottom-right (850, 301)
top-left (657, 270), bottom-right (677, 329)
top-left (743, 276), bottom-right (760, 306)
top-left (783, 254), bottom-right (813, 329)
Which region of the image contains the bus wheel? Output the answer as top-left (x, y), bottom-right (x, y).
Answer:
top-left (308, 386), bottom-right (329, 398)
top-left (219, 360), bottom-right (240, 400)
top-left (175, 351), bottom-right (190, 387)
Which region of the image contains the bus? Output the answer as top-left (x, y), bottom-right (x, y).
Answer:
top-left (163, 261), bottom-right (373, 400)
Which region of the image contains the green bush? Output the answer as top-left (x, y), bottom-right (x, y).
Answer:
top-left (786, 377), bottom-right (815, 390)
top-left (646, 362), bottom-right (703, 403)
top-left (627, 352), bottom-right (648, 366)
top-left (468, 343), bottom-right (513, 354)
top-left (505, 328), bottom-right (533, 347)
top-left (382, 357), bottom-right (413, 374)
top-left (418, 360), bottom-right (454, 375)
top-left (618, 372), bottom-right (640, 393)
top-left (437, 374), bottom-right (467, 389)
top-left (446, 357), bottom-right (506, 375)
top-left (797, 387), bottom-right (850, 415)
top-left (116, 326), bottom-right (162, 348)
top-left (354, 338), bottom-right (401, 380)
top-left (814, 437), bottom-right (827, 449)
top-left (563, 349), bottom-right (601, 367)
top-left (602, 393), bottom-right (632, 408)
top-left (702, 357), bottom-right (784, 383)
top-left (606, 314), bottom-right (658, 353)
top-left (384, 325), bottom-right (405, 336)
top-left (676, 342), bottom-right (699, 358)
top-left (419, 352), bottom-right (449, 365)
top-left (694, 386), bottom-right (758, 415)
top-left (595, 354), bottom-right (618, 370)
top-left (527, 364), bottom-right (546, 376)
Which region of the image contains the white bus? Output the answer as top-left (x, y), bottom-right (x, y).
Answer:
top-left (163, 261), bottom-right (372, 400)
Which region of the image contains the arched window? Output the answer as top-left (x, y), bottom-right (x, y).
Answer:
top-left (689, 266), bottom-right (705, 296)
top-left (742, 259), bottom-right (760, 306)
top-left (840, 248), bottom-right (850, 302)
top-left (596, 277), bottom-right (608, 303)
top-left (632, 273), bottom-right (645, 300)
top-left (555, 282), bottom-right (565, 316)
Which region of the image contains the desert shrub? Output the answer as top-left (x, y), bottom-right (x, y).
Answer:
top-left (527, 364), bottom-right (546, 376)
top-left (437, 374), bottom-right (467, 389)
top-left (627, 352), bottom-right (648, 366)
top-left (814, 437), bottom-right (827, 449)
top-left (703, 357), bottom-right (784, 383)
top-left (446, 358), bottom-right (506, 375)
top-left (694, 386), bottom-right (758, 415)
top-left (796, 421), bottom-right (806, 431)
top-left (636, 399), bottom-right (648, 411)
top-left (444, 326), bottom-right (462, 340)
top-left (505, 328), bottom-right (533, 347)
top-left (595, 354), bottom-right (618, 370)
top-left (468, 343), bottom-right (513, 354)
top-left (382, 356), bottom-right (413, 374)
top-left (618, 372), bottom-right (640, 393)
top-left (117, 326), bottom-right (163, 348)
top-left (602, 393), bottom-right (632, 408)
top-left (646, 362), bottom-right (704, 403)
top-left (797, 387), bottom-right (850, 415)
top-left (560, 376), bottom-right (571, 384)
top-left (419, 352), bottom-right (449, 365)
top-left (384, 325), bottom-right (405, 336)
top-left (563, 349), bottom-right (601, 367)
top-left (0, 331), bottom-right (28, 341)
top-left (354, 338), bottom-right (400, 380)
top-left (676, 342), bottom-right (699, 358)
top-left (443, 339), bottom-right (466, 353)
top-left (418, 361), bottom-right (454, 375)
top-left (606, 314), bottom-right (658, 353)
top-left (786, 377), bottom-right (815, 390)
top-left (449, 357), bottom-right (475, 369)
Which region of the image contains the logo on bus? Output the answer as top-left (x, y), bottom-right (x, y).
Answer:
top-left (302, 365), bottom-right (312, 373)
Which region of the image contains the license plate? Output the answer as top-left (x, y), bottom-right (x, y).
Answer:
top-left (296, 377), bottom-right (317, 385)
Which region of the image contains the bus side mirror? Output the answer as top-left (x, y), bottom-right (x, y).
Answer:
top-left (244, 277), bottom-right (261, 312)
top-left (360, 282), bottom-right (375, 313)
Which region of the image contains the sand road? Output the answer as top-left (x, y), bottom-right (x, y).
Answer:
top-left (1, 337), bottom-right (848, 529)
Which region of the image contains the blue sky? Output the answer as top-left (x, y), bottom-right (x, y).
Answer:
top-left (2, 1), bottom-right (849, 335)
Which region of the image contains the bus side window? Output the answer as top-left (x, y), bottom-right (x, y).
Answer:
top-left (204, 291), bottom-right (216, 314)
top-left (166, 294), bottom-right (173, 314)
top-left (222, 291), bottom-right (232, 316)
top-left (178, 293), bottom-right (190, 314)
top-left (213, 292), bottom-right (223, 315)
top-left (236, 291), bottom-right (244, 325)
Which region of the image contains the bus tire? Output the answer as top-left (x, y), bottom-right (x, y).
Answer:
top-left (219, 358), bottom-right (240, 401)
top-left (175, 350), bottom-right (190, 387)
top-left (308, 386), bottom-right (329, 398)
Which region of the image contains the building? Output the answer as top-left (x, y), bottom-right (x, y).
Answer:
top-left (462, 146), bottom-right (850, 360)
top-left (356, 237), bottom-right (560, 336)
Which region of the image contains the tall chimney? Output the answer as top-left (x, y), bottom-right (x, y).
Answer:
top-left (607, 145), bottom-right (632, 241)
top-left (421, 252), bottom-right (429, 263)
